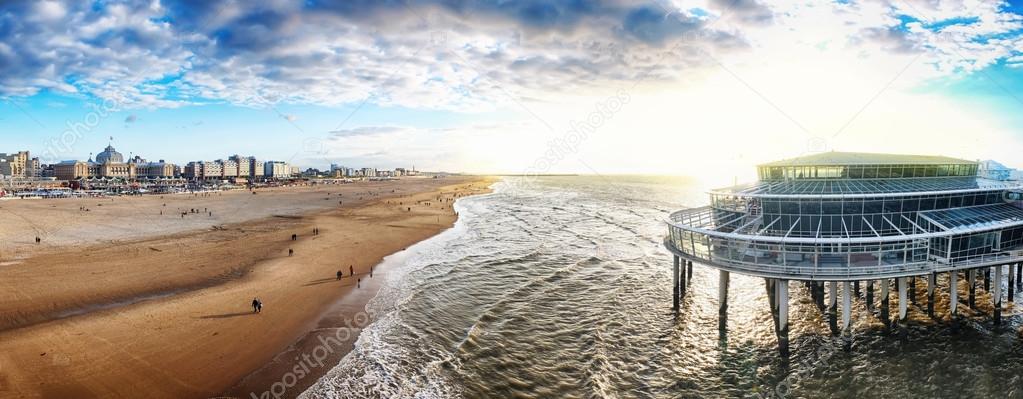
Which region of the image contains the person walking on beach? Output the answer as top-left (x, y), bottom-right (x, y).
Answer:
top-left (336, 270), bottom-right (343, 280)
top-left (289, 249), bottom-right (294, 257)
top-left (349, 265), bottom-right (354, 277)
top-left (252, 298), bottom-right (261, 313)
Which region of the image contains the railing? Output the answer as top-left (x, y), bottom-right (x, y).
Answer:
top-left (664, 218), bottom-right (1023, 280)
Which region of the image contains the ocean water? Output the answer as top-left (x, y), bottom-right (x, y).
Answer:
top-left (301, 176), bottom-right (1023, 399)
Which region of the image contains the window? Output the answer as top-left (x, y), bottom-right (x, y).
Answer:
top-left (890, 166), bottom-right (904, 178)
top-left (877, 166), bottom-right (891, 178)
top-left (849, 166), bottom-right (863, 178)
top-left (937, 164), bottom-right (951, 177)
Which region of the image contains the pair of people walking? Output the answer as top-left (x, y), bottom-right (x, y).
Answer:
top-left (251, 298), bottom-right (263, 313)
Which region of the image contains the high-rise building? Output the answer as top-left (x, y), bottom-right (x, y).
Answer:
top-left (0, 151), bottom-right (30, 177)
top-left (264, 161), bottom-right (290, 178)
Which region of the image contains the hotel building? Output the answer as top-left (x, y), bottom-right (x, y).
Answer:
top-left (665, 152), bottom-right (1023, 353)
top-left (52, 145), bottom-right (178, 180)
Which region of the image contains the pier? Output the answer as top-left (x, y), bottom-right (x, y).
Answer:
top-left (665, 152), bottom-right (1023, 354)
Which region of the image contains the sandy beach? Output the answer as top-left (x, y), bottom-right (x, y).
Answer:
top-left (0, 176), bottom-right (494, 399)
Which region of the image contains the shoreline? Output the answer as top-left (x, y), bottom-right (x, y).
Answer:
top-left (227, 189), bottom-right (492, 399)
top-left (0, 177), bottom-right (495, 399)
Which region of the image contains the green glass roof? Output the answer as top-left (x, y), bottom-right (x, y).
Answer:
top-left (758, 152), bottom-right (976, 167)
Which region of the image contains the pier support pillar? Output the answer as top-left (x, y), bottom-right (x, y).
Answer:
top-left (865, 280), bottom-right (874, 312)
top-left (927, 272), bottom-right (936, 317)
top-left (854, 281), bottom-right (861, 299)
top-left (1017, 263), bottom-right (1022, 289)
top-left (1009, 263), bottom-right (1016, 303)
top-left (718, 270), bottom-right (729, 330)
top-left (679, 260), bottom-right (687, 299)
top-left (993, 265), bottom-right (1003, 326)
top-left (777, 279), bottom-right (789, 356)
top-left (687, 261), bottom-right (693, 284)
top-left (828, 281), bottom-right (838, 334)
top-left (815, 282), bottom-right (825, 311)
top-left (880, 278), bottom-right (890, 328)
top-left (984, 269), bottom-right (990, 292)
top-left (672, 256), bottom-right (680, 311)
top-left (949, 271), bottom-right (958, 317)
top-left (809, 282), bottom-right (817, 307)
top-left (897, 277), bottom-right (908, 322)
top-left (968, 269), bottom-right (977, 308)
top-left (909, 276), bottom-right (917, 304)
top-left (841, 281), bottom-right (852, 331)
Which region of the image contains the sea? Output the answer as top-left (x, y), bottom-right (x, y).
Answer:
top-left (300, 176), bottom-right (1023, 399)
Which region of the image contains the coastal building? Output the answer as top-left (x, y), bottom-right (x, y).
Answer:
top-left (665, 152), bottom-right (1023, 354)
top-left (39, 164), bottom-right (55, 178)
top-left (53, 160), bottom-right (91, 180)
top-left (361, 167), bottom-right (376, 177)
top-left (202, 161), bottom-right (223, 179)
top-left (183, 157), bottom-right (260, 181)
top-left (0, 151), bottom-right (30, 177)
top-left (229, 155), bottom-right (252, 178)
top-left (95, 144), bottom-right (124, 164)
top-left (136, 160), bottom-right (177, 178)
top-left (184, 162), bottom-right (202, 180)
top-left (52, 144), bottom-right (138, 180)
top-left (27, 157), bottom-right (41, 177)
top-left (264, 161), bottom-right (290, 178)
top-left (979, 160), bottom-right (1015, 181)
top-left (251, 159), bottom-right (265, 179)
top-left (219, 159), bottom-right (240, 178)
top-left (97, 160), bottom-right (136, 179)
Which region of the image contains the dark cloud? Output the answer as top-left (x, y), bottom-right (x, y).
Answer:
top-left (859, 26), bottom-right (924, 54)
top-left (620, 6), bottom-right (705, 45)
top-left (710, 0), bottom-right (773, 26)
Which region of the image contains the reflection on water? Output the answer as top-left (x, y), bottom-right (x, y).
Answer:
top-left (303, 176), bottom-right (1023, 399)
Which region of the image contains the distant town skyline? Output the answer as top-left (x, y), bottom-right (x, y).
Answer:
top-left (3, 1), bottom-right (1023, 184)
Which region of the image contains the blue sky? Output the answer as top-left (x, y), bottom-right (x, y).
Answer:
top-left (2, 0), bottom-right (1023, 180)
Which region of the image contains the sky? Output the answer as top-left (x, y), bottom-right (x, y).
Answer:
top-left (2, 0), bottom-right (1023, 185)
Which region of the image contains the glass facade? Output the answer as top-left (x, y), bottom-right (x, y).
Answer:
top-left (709, 191), bottom-right (1006, 238)
top-left (757, 163), bottom-right (978, 181)
top-left (667, 156), bottom-right (1023, 280)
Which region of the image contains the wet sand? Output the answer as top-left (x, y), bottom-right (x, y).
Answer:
top-left (0, 176), bottom-right (494, 398)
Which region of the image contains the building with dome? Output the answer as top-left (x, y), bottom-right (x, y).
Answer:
top-left (53, 143), bottom-right (172, 180)
top-left (95, 144), bottom-right (125, 164)
top-left (665, 152), bottom-right (1023, 354)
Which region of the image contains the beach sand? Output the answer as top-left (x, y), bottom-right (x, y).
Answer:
top-left (0, 176), bottom-right (494, 398)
